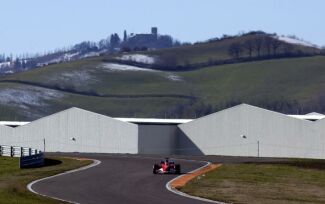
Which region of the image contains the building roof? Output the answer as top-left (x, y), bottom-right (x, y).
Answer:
top-left (0, 118), bottom-right (193, 127)
top-left (0, 107), bottom-right (324, 128)
top-left (287, 115), bottom-right (325, 121)
top-left (305, 112), bottom-right (324, 116)
top-left (0, 121), bottom-right (30, 127)
top-left (115, 118), bottom-right (193, 124)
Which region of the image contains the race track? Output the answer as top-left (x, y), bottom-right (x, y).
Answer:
top-left (31, 154), bottom-right (210, 204)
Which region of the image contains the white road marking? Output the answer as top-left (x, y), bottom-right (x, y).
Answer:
top-left (166, 159), bottom-right (226, 204)
top-left (27, 155), bottom-right (223, 204)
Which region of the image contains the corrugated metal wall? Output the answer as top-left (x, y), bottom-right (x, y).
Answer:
top-left (178, 104), bottom-right (325, 159)
top-left (0, 105), bottom-right (324, 159)
top-left (1, 108), bottom-right (138, 154)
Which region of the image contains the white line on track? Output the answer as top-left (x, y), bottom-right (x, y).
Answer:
top-left (27, 159), bottom-right (101, 204)
top-left (166, 159), bottom-right (226, 204)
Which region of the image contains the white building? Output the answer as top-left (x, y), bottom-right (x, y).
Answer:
top-left (0, 104), bottom-right (324, 159)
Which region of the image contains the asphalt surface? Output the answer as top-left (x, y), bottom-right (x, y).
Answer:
top-left (32, 154), bottom-right (210, 204)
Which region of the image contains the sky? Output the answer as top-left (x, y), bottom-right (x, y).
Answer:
top-left (1, 0), bottom-right (325, 55)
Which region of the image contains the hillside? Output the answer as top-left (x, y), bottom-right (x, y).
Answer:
top-left (106, 32), bottom-right (320, 70)
top-left (0, 54), bottom-right (324, 121)
top-left (0, 27), bottom-right (178, 75)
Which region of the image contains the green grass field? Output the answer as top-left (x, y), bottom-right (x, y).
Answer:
top-left (180, 160), bottom-right (325, 204)
top-left (0, 156), bottom-right (92, 204)
top-left (0, 55), bottom-right (324, 120)
top-left (180, 56), bottom-right (325, 104)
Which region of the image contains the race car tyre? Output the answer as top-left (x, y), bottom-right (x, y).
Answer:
top-left (153, 164), bottom-right (159, 174)
top-left (175, 164), bottom-right (181, 174)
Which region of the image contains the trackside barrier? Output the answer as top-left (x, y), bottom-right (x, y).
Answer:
top-left (19, 152), bottom-right (44, 169)
top-left (0, 145), bottom-right (44, 168)
top-left (0, 145), bottom-right (41, 157)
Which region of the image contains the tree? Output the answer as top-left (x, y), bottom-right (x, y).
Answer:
top-left (156, 35), bottom-right (173, 48)
top-left (228, 42), bottom-right (243, 59)
top-left (14, 58), bottom-right (22, 69)
top-left (74, 41), bottom-right (98, 53)
top-left (271, 39), bottom-right (282, 56)
top-left (173, 40), bottom-right (181, 47)
top-left (121, 46), bottom-right (131, 52)
top-left (283, 43), bottom-right (294, 56)
top-left (264, 36), bottom-right (273, 56)
top-left (110, 33), bottom-right (121, 49)
top-left (0, 54), bottom-right (5, 63)
top-left (123, 30), bottom-right (128, 42)
top-left (98, 39), bottom-right (109, 50)
top-left (141, 46), bottom-right (148, 51)
top-left (253, 37), bottom-right (263, 57)
top-left (321, 46), bottom-right (325, 55)
top-left (243, 39), bottom-right (254, 58)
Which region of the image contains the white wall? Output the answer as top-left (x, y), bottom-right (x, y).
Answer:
top-left (1, 105), bottom-right (324, 159)
top-left (0, 125), bottom-right (14, 146)
top-left (5, 108), bottom-right (138, 154)
top-left (178, 104), bottom-right (325, 159)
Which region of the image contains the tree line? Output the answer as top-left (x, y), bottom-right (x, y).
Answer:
top-left (157, 95), bottom-right (325, 119)
top-left (228, 34), bottom-right (320, 59)
top-left (0, 28), bottom-right (183, 72)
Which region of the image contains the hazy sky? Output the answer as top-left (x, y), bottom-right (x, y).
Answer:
top-left (1, 0), bottom-right (324, 55)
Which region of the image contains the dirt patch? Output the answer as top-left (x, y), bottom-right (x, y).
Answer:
top-left (170, 163), bottom-right (222, 189)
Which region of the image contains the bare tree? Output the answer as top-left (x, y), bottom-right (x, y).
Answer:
top-left (264, 37), bottom-right (273, 56)
top-left (283, 43), bottom-right (294, 55)
top-left (253, 37), bottom-right (263, 57)
top-left (243, 39), bottom-right (254, 58)
top-left (271, 39), bottom-right (282, 56)
top-left (321, 46), bottom-right (325, 55)
top-left (228, 42), bottom-right (243, 59)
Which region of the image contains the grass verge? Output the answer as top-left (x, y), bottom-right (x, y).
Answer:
top-left (0, 156), bottom-right (92, 204)
top-left (179, 160), bottom-right (325, 204)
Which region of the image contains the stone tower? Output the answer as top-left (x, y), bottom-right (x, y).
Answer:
top-left (151, 27), bottom-right (158, 35)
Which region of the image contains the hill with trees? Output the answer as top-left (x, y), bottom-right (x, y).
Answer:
top-left (0, 27), bottom-right (180, 75)
top-left (106, 31), bottom-right (322, 71)
top-left (0, 54), bottom-right (324, 121)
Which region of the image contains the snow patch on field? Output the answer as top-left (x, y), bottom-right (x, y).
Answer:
top-left (0, 62), bottom-right (11, 69)
top-left (275, 36), bottom-right (318, 48)
top-left (99, 63), bottom-right (183, 81)
top-left (64, 52), bottom-right (80, 60)
top-left (61, 71), bottom-right (95, 82)
top-left (80, 51), bottom-right (101, 58)
top-left (48, 70), bottom-right (98, 86)
top-left (0, 87), bottom-right (63, 110)
top-left (100, 63), bottom-right (157, 72)
top-left (117, 54), bottom-right (156, 64)
top-left (165, 74), bottom-right (183, 81)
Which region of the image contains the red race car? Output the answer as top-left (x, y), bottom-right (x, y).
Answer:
top-left (153, 158), bottom-right (181, 174)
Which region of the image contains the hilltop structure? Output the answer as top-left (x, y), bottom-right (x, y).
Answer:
top-left (130, 27), bottom-right (158, 41)
top-left (124, 27), bottom-right (173, 50)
